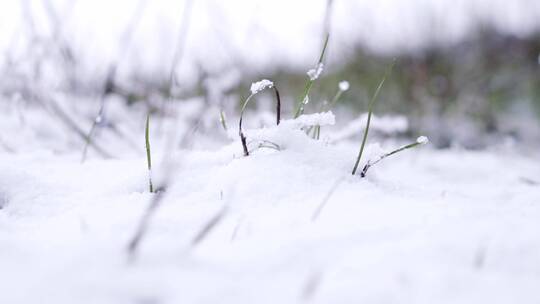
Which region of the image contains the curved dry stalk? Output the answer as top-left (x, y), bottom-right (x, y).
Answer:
top-left (239, 86), bottom-right (281, 156)
top-left (191, 205), bottom-right (228, 247)
top-left (311, 176), bottom-right (345, 221)
top-left (127, 189), bottom-right (164, 257)
top-left (248, 140), bottom-right (281, 154)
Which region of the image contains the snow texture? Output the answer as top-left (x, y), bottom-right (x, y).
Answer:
top-left (1, 139), bottom-right (539, 304)
top-left (0, 99), bottom-right (539, 304)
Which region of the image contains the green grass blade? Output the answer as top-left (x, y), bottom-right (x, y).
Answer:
top-left (145, 113), bottom-right (154, 193)
top-left (351, 60), bottom-right (396, 175)
top-left (294, 33), bottom-right (330, 118)
top-left (360, 136), bottom-right (428, 177)
top-left (219, 109), bottom-right (228, 131)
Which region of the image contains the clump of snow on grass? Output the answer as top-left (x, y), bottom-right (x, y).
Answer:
top-left (307, 63), bottom-right (324, 80)
top-left (417, 136), bottom-right (429, 144)
top-left (250, 79), bottom-right (274, 94)
top-left (302, 95), bottom-right (309, 104)
top-left (339, 80), bottom-right (350, 91)
top-left (285, 111), bottom-right (335, 128)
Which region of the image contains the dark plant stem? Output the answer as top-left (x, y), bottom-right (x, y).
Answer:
top-left (238, 86), bottom-right (281, 156)
top-left (127, 189), bottom-right (164, 257)
top-left (191, 206), bottom-right (228, 247)
top-left (275, 87), bottom-right (281, 125)
top-left (219, 109), bottom-right (228, 131)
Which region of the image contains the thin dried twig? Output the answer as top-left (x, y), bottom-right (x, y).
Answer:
top-left (190, 205), bottom-right (228, 247)
top-left (312, 176), bottom-right (345, 221)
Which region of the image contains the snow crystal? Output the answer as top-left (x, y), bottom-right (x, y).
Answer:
top-left (339, 81), bottom-right (350, 91)
top-left (307, 63), bottom-right (324, 81)
top-left (250, 79), bottom-right (274, 94)
top-left (417, 136), bottom-right (429, 144)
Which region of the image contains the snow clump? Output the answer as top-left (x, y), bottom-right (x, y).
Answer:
top-left (250, 79), bottom-right (274, 94)
top-left (339, 81), bottom-right (350, 91)
top-left (416, 136), bottom-right (429, 144)
top-left (307, 63), bottom-right (324, 80)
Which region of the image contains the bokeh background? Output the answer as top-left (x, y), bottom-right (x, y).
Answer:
top-left (1, 0), bottom-right (540, 149)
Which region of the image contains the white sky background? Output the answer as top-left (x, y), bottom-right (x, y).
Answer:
top-left (1, 0), bottom-right (540, 87)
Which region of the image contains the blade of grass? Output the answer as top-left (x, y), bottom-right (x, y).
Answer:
top-left (351, 60), bottom-right (396, 175)
top-left (360, 136), bottom-right (428, 177)
top-left (145, 113), bottom-right (154, 193)
top-left (219, 109), bottom-right (228, 131)
top-left (127, 105), bottom-right (208, 259)
top-left (294, 33), bottom-right (330, 118)
top-left (239, 85), bottom-right (281, 156)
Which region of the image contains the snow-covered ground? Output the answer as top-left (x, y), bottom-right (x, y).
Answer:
top-left (0, 98), bottom-right (539, 303)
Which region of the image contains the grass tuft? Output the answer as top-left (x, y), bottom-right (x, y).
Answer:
top-left (351, 59), bottom-right (396, 175)
top-left (294, 33), bottom-right (330, 118)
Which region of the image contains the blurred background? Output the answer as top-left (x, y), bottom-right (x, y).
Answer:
top-left (1, 0), bottom-right (539, 153)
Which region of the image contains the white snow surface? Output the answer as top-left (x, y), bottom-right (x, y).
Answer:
top-left (1, 113), bottom-right (540, 303)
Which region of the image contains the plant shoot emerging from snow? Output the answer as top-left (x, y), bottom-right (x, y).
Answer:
top-left (239, 79), bottom-right (281, 156)
top-left (351, 60), bottom-right (396, 175)
top-left (360, 136), bottom-right (429, 177)
top-left (294, 33), bottom-right (330, 118)
top-left (145, 113), bottom-right (154, 193)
